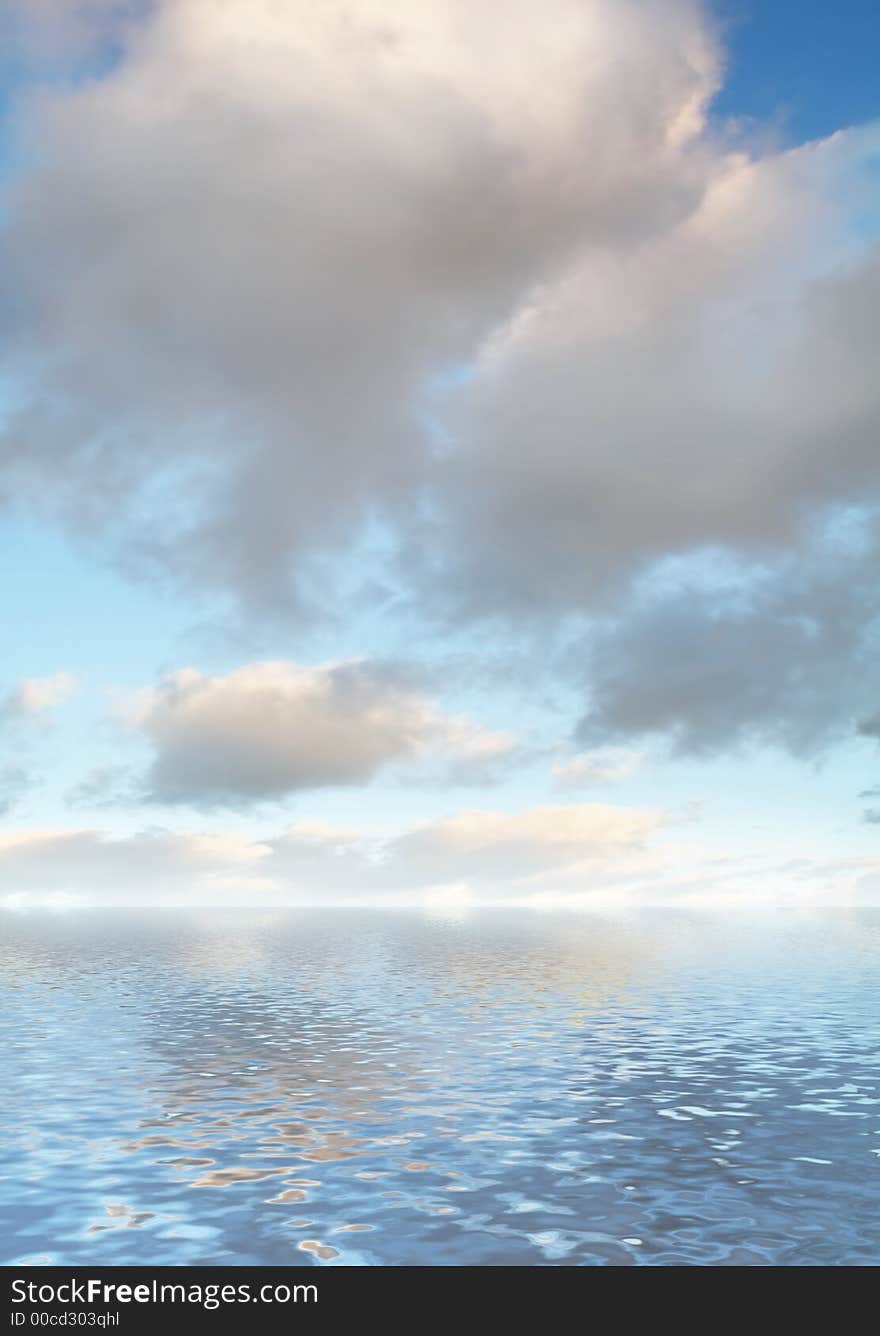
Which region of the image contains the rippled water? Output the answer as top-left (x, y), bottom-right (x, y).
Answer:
top-left (2, 909), bottom-right (879, 1266)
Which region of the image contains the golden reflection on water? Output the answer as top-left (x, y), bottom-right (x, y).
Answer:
top-left (298, 1238), bottom-right (339, 1260)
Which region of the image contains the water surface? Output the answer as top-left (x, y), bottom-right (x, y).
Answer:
top-left (2, 909), bottom-right (879, 1266)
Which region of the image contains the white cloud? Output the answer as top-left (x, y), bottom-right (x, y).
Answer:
top-left (124, 659), bottom-right (518, 806)
top-left (0, 800), bottom-right (659, 907)
top-left (387, 802), bottom-right (660, 882)
top-left (0, 672), bottom-right (77, 724)
top-left (3, 807), bottom-right (878, 910)
top-left (0, 826), bottom-right (272, 909)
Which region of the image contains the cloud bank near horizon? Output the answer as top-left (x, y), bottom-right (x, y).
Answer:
top-left (2, 801), bottom-right (876, 910)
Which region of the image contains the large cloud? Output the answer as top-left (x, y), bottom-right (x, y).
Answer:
top-left (125, 658), bottom-right (517, 805)
top-left (1, 0), bottom-right (718, 610)
top-left (425, 131), bottom-right (880, 618)
top-left (1, 1), bottom-right (878, 759)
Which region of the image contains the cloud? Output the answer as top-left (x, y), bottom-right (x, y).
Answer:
top-left (0, 672), bottom-right (77, 725)
top-left (576, 510), bottom-right (880, 755)
top-left (0, 2), bottom-right (877, 764)
top-left (2, 1), bottom-right (142, 72)
top-left (0, 767), bottom-right (35, 816)
top-left (405, 716), bottom-right (520, 787)
top-left (386, 802), bottom-right (660, 882)
top-left (0, 826), bottom-right (273, 908)
top-left (0, 0), bottom-right (719, 613)
top-left (425, 131), bottom-right (880, 623)
top-left (0, 799), bottom-right (661, 907)
top-left (124, 659), bottom-right (517, 806)
top-left (4, 806), bottom-right (879, 909)
top-left (553, 748), bottom-right (643, 788)
top-left (64, 764), bottom-right (137, 809)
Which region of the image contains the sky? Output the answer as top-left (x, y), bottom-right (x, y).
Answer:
top-left (0, 0), bottom-right (878, 911)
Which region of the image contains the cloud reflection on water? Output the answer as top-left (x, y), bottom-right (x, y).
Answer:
top-left (2, 909), bottom-right (879, 1265)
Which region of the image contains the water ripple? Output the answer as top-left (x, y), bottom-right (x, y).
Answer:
top-left (2, 909), bottom-right (879, 1265)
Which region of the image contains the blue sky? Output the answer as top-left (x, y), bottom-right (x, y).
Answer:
top-left (710, 0), bottom-right (880, 141)
top-left (0, 0), bottom-right (878, 909)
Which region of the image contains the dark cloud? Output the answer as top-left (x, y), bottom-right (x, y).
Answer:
top-left (575, 513), bottom-right (880, 754)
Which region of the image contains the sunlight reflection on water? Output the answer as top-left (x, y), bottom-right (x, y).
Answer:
top-left (2, 909), bottom-right (879, 1266)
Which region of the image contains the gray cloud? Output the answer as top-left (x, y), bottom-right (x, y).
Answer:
top-left (0, 1), bottom-right (877, 764)
top-left (424, 141), bottom-right (880, 621)
top-left (0, 0), bottom-right (719, 614)
top-left (1, 1), bottom-right (144, 85)
top-left (576, 512), bottom-right (880, 755)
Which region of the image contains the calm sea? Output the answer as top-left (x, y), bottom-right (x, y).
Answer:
top-left (2, 909), bottom-right (879, 1266)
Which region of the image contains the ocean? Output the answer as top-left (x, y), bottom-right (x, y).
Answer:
top-left (2, 908), bottom-right (878, 1266)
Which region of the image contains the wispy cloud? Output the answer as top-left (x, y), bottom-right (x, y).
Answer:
top-left (0, 673), bottom-right (77, 726)
top-left (0, 766), bottom-right (35, 816)
top-left (553, 749), bottom-right (644, 789)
